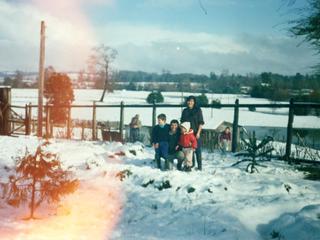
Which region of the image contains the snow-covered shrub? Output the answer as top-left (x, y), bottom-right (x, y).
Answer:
top-left (146, 91), bottom-right (164, 104)
top-left (196, 93), bottom-right (209, 106)
top-left (184, 94), bottom-right (209, 107)
top-left (232, 131), bottom-right (274, 173)
top-left (4, 141), bottom-right (79, 219)
top-left (211, 98), bottom-right (222, 108)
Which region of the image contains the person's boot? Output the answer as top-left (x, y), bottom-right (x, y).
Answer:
top-left (177, 161), bottom-right (182, 171)
top-left (155, 157), bottom-right (161, 169)
top-left (169, 162), bottom-right (174, 170)
top-left (164, 159), bottom-right (171, 170)
top-left (176, 151), bottom-right (185, 171)
top-left (197, 159), bottom-right (202, 170)
top-left (183, 165), bottom-right (192, 172)
top-left (167, 160), bottom-right (173, 170)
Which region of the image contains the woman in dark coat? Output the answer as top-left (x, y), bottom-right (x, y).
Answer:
top-left (180, 96), bottom-right (205, 170)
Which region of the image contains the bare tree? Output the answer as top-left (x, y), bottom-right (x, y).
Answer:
top-left (89, 44), bottom-right (118, 102)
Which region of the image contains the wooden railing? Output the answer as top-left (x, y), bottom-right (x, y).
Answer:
top-left (3, 99), bottom-right (320, 161)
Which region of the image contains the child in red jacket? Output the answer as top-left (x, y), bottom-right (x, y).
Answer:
top-left (219, 126), bottom-right (232, 153)
top-left (177, 122), bottom-right (197, 171)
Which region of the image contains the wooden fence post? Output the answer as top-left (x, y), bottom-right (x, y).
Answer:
top-left (0, 86), bottom-right (11, 135)
top-left (120, 101), bottom-right (124, 141)
top-left (81, 122), bottom-right (85, 140)
top-left (45, 104), bottom-right (50, 138)
top-left (32, 119), bottom-right (35, 133)
top-left (152, 100), bottom-right (156, 127)
top-left (285, 98), bottom-right (294, 161)
top-left (25, 104), bottom-right (28, 135)
top-left (66, 106), bottom-right (71, 139)
top-left (25, 104), bottom-right (31, 135)
top-left (232, 99), bottom-right (239, 153)
top-left (92, 101), bottom-right (97, 140)
top-left (28, 103), bottom-right (32, 134)
top-left (50, 120), bottom-right (53, 138)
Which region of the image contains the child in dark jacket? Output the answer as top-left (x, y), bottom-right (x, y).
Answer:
top-left (151, 113), bottom-right (170, 169)
top-left (166, 119), bottom-right (181, 170)
top-left (177, 122), bottom-right (197, 172)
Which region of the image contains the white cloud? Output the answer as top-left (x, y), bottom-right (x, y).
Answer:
top-left (96, 22), bottom-right (317, 74)
top-left (0, 1), bottom-right (317, 75)
top-left (96, 22), bottom-right (247, 54)
top-left (114, 38), bottom-right (317, 75)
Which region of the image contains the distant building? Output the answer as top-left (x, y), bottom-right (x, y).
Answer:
top-left (289, 89), bottom-right (314, 96)
top-left (240, 86), bottom-right (252, 94)
top-left (261, 83), bottom-right (271, 87)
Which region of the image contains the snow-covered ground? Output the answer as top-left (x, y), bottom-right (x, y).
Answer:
top-left (11, 89), bottom-right (320, 129)
top-left (0, 136), bottom-right (319, 240)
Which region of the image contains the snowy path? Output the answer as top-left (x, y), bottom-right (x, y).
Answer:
top-left (0, 136), bottom-right (319, 240)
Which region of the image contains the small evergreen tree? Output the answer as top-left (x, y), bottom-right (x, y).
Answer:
top-left (183, 94), bottom-right (209, 107)
top-left (146, 91), bottom-right (164, 104)
top-left (232, 131), bottom-right (274, 173)
top-left (196, 93), bottom-right (209, 106)
top-left (5, 141), bottom-right (78, 219)
top-left (127, 81), bottom-right (136, 91)
top-left (211, 98), bottom-right (222, 108)
top-left (44, 73), bottom-right (74, 124)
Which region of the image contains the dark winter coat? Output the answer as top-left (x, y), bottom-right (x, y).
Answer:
top-left (130, 117), bottom-right (141, 129)
top-left (168, 130), bottom-right (180, 154)
top-left (178, 129), bottom-right (198, 149)
top-left (151, 124), bottom-right (170, 144)
top-left (181, 107), bottom-right (204, 135)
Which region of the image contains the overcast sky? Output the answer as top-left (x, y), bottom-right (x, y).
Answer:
top-left (0, 0), bottom-right (318, 75)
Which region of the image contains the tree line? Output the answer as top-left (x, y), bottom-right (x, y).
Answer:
top-left (2, 69), bottom-right (320, 98)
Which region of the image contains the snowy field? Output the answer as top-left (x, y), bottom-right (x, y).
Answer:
top-left (0, 136), bottom-right (319, 240)
top-left (11, 89), bottom-right (320, 129)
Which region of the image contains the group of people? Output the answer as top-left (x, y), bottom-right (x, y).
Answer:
top-left (129, 95), bottom-right (232, 172)
top-left (151, 96), bottom-right (204, 171)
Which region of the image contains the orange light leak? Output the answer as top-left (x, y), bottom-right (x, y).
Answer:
top-left (0, 176), bottom-right (123, 240)
top-left (28, 0), bottom-right (113, 70)
top-left (1, 1), bottom-right (122, 237)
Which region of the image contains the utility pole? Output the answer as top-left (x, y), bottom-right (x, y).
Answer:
top-left (37, 21), bottom-right (46, 137)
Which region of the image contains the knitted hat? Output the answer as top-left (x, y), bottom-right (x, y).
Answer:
top-left (180, 122), bottom-right (191, 132)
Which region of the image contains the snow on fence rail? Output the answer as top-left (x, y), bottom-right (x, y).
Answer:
top-left (2, 99), bottom-right (320, 163)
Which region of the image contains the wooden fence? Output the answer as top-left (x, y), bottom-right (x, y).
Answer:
top-left (2, 99), bottom-right (320, 162)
